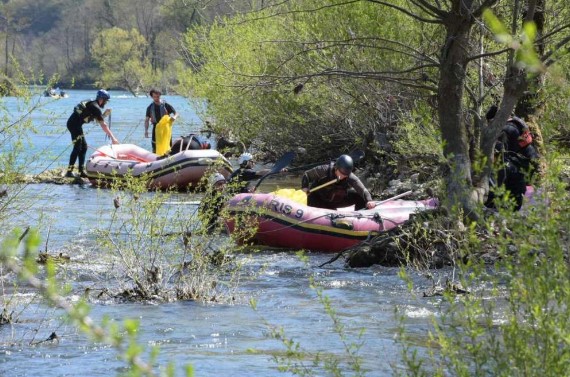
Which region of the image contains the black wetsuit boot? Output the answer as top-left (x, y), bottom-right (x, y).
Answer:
top-left (78, 166), bottom-right (88, 178)
top-left (65, 166), bottom-right (75, 178)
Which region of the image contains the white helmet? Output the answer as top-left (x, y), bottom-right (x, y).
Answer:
top-left (238, 152), bottom-right (253, 166)
top-left (210, 173), bottom-right (226, 185)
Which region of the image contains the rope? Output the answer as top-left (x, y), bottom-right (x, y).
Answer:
top-left (237, 199), bottom-right (410, 235)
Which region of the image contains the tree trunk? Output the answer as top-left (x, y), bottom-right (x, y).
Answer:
top-left (480, 1), bottom-right (541, 190)
top-left (514, 0), bottom-right (546, 176)
top-left (438, 2), bottom-right (477, 216)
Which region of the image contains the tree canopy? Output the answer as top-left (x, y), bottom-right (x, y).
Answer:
top-left (0, 0), bottom-right (232, 90)
top-left (180, 0), bottom-right (570, 212)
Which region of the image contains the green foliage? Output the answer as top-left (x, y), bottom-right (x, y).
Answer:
top-left (181, 0), bottom-right (437, 157)
top-left (542, 64), bottom-right (570, 149)
top-left (0, 78), bottom-right (56, 241)
top-left (86, 161), bottom-right (262, 302)
top-left (0, 0), bottom-right (206, 89)
top-left (482, 8), bottom-right (544, 73)
top-left (392, 102), bottom-right (442, 159)
top-left (91, 27), bottom-right (152, 94)
top-left (396, 155), bottom-right (570, 376)
top-left (91, 167), bottom-right (250, 303)
top-left (1, 0), bottom-right (63, 35)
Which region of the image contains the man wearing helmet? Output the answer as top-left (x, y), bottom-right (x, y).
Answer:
top-left (65, 89), bottom-right (119, 178)
top-left (144, 89), bottom-right (178, 153)
top-left (301, 154), bottom-right (376, 210)
top-left (227, 152), bottom-right (276, 193)
top-left (484, 105), bottom-right (541, 211)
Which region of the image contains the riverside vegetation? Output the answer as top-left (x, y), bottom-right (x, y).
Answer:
top-left (2, 1), bottom-right (570, 376)
top-left (2, 88), bottom-right (569, 376)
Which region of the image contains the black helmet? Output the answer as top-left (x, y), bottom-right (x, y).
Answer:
top-left (334, 154), bottom-right (353, 175)
top-left (96, 89), bottom-right (111, 101)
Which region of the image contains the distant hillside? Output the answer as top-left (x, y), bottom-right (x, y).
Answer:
top-left (0, 0), bottom-right (245, 90)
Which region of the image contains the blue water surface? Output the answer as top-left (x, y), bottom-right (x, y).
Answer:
top-left (3, 89), bottom-right (204, 174)
top-left (0, 90), bottom-right (443, 377)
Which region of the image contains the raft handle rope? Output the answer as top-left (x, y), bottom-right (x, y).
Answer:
top-left (240, 190), bottom-right (417, 235)
top-left (251, 211), bottom-right (402, 235)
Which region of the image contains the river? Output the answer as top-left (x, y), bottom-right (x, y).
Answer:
top-left (0, 89), bottom-right (443, 376)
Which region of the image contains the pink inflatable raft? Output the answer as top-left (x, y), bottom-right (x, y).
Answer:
top-left (224, 193), bottom-right (439, 253)
top-left (85, 144), bottom-right (232, 190)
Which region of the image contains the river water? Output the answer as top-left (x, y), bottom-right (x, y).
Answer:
top-left (0, 90), bottom-right (445, 376)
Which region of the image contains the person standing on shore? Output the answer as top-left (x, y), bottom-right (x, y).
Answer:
top-left (65, 89), bottom-right (118, 178)
top-left (144, 89), bottom-right (178, 153)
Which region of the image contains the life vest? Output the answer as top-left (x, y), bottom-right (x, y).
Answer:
top-left (496, 117), bottom-right (539, 173)
top-left (73, 99), bottom-right (98, 123)
top-left (148, 101), bottom-right (168, 125)
top-left (74, 100), bottom-right (89, 115)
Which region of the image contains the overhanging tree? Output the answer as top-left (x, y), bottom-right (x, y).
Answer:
top-left (183, 0), bottom-right (570, 212)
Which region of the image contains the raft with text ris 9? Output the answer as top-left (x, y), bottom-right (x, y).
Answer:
top-left (85, 144), bottom-right (232, 190)
top-left (224, 192), bottom-right (439, 253)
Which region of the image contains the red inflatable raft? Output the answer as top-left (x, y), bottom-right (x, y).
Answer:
top-left (224, 193), bottom-right (438, 252)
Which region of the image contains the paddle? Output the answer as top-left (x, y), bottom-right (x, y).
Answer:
top-left (286, 149), bottom-right (365, 173)
top-left (252, 150), bottom-right (296, 191)
top-left (105, 110), bottom-right (112, 142)
top-left (307, 178), bottom-right (338, 194)
top-left (374, 190), bottom-right (413, 205)
top-left (303, 150), bottom-right (366, 194)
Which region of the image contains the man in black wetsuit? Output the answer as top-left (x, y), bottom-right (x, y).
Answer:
top-left (65, 89), bottom-right (119, 178)
top-left (301, 154), bottom-right (376, 210)
top-left (227, 151), bottom-right (292, 194)
top-left (144, 89), bottom-right (178, 153)
top-left (485, 105), bottom-right (541, 211)
top-left (226, 152), bottom-right (274, 193)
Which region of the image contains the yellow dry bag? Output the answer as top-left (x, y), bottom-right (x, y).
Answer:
top-left (155, 115), bottom-right (174, 155)
top-left (271, 188), bottom-right (307, 205)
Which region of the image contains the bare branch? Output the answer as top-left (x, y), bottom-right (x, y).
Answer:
top-left (472, 0), bottom-right (499, 19)
top-left (464, 78), bottom-right (501, 105)
top-left (539, 23), bottom-right (570, 44)
top-left (408, 0), bottom-right (447, 18)
top-left (220, 68), bottom-right (438, 93)
top-left (230, 0), bottom-right (363, 25)
top-left (365, 0), bottom-right (443, 24)
top-left (467, 47), bottom-right (511, 63)
top-left (258, 36), bottom-right (439, 65)
top-left (543, 35), bottom-right (570, 67)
